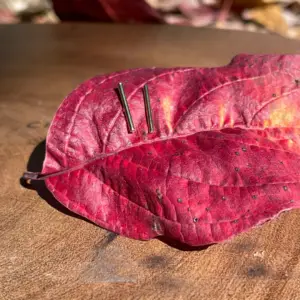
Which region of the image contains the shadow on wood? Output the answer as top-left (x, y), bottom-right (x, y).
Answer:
top-left (157, 236), bottom-right (210, 251)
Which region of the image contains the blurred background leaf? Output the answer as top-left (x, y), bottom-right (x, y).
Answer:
top-left (0, 0), bottom-right (299, 39)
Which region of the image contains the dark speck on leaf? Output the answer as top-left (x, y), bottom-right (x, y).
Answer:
top-left (205, 207), bottom-right (210, 212)
top-left (295, 79), bottom-right (299, 86)
top-left (152, 218), bottom-right (162, 233)
top-left (235, 167), bottom-right (240, 172)
top-left (283, 186), bottom-right (288, 191)
top-left (242, 146), bottom-right (247, 152)
top-left (272, 93), bottom-right (276, 97)
top-left (177, 198), bottom-right (183, 203)
top-left (193, 217), bottom-right (198, 223)
top-left (222, 196), bottom-right (226, 200)
top-left (156, 189), bottom-right (163, 202)
top-left (252, 195), bottom-right (257, 199)
top-left (235, 151), bottom-right (240, 156)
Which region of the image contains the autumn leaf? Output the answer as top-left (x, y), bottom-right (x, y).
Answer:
top-left (243, 4), bottom-right (289, 36)
top-left (52, 0), bottom-right (162, 22)
top-left (24, 54), bottom-right (300, 246)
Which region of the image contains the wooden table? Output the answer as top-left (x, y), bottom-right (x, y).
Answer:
top-left (1, 24), bottom-right (300, 300)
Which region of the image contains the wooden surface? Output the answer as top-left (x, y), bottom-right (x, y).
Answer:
top-left (1, 24), bottom-right (300, 300)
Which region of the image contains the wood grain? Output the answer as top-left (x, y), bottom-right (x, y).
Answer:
top-left (1, 24), bottom-right (300, 300)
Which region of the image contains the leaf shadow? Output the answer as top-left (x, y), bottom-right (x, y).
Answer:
top-left (19, 140), bottom-right (94, 224)
top-left (20, 140), bottom-right (211, 251)
top-left (157, 236), bottom-right (210, 251)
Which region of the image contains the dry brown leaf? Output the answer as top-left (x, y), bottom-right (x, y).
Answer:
top-left (287, 26), bottom-right (300, 39)
top-left (243, 4), bottom-right (289, 36)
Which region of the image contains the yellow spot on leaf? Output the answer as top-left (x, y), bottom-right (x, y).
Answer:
top-left (288, 139), bottom-right (294, 148)
top-left (263, 99), bottom-right (299, 128)
top-left (267, 102), bottom-right (295, 127)
top-left (263, 119), bottom-right (271, 128)
top-left (162, 97), bottom-right (172, 132)
top-left (219, 104), bottom-right (225, 127)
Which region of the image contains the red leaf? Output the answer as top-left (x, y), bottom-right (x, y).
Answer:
top-left (38, 54), bottom-right (300, 246)
top-left (52, 0), bottom-right (162, 22)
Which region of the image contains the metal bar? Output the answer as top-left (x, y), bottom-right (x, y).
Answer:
top-left (117, 82), bottom-right (135, 133)
top-left (143, 84), bottom-right (154, 133)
